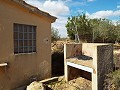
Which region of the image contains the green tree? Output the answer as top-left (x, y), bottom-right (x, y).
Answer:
top-left (66, 14), bottom-right (120, 43)
top-left (98, 19), bottom-right (112, 42)
top-left (90, 18), bottom-right (101, 42)
top-left (66, 14), bottom-right (93, 42)
top-left (115, 22), bottom-right (120, 42)
top-left (91, 18), bottom-right (117, 43)
top-left (51, 27), bottom-right (60, 42)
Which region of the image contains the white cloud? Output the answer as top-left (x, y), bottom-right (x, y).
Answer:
top-left (24, 0), bottom-right (70, 37)
top-left (52, 16), bottom-right (68, 37)
top-left (68, 1), bottom-right (86, 7)
top-left (24, 0), bottom-right (70, 16)
top-left (86, 10), bottom-right (120, 19)
top-left (77, 9), bottom-right (84, 14)
top-left (87, 0), bottom-right (95, 2)
top-left (43, 0), bottom-right (70, 16)
top-left (90, 10), bottom-right (113, 18)
top-left (117, 5), bottom-right (120, 9)
top-left (24, 0), bottom-right (43, 9)
top-left (113, 10), bottom-right (120, 16)
top-left (64, 0), bottom-right (72, 3)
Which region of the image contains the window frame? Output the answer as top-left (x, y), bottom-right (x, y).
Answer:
top-left (13, 23), bottom-right (36, 54)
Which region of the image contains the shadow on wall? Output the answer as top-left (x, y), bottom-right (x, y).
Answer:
top-left (68, 66), bottom-right (92, 81)
top-left (52, 52), bottom-right (64, 77)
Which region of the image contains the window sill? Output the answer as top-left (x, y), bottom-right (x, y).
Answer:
top-left (14, 52), bottom-right (37, 56)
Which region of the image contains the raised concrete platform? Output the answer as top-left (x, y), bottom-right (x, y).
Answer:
top-left (67, 62), bottom-right (93, 73)
top-left (66, 56), bottom-right (93, 68)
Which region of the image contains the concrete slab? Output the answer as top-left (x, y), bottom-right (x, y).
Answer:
top-left (67, 62), bottom-right (93, 73)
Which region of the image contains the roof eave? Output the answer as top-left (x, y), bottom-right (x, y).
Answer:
top-left (11, 0), bottom-right (57, 22)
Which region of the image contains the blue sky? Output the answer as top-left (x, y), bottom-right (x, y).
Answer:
top-left (25, 0), bottom-right (120, 37)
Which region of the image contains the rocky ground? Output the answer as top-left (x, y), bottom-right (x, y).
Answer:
top-left (47, 77), bottom-right (92, 90)
top-left (51, 40), bottom-right (75, 53)
top-left (27, 76), bottom-right (92, 90)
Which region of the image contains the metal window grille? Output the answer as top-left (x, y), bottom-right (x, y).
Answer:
top-left (14, 23), bottom-right (36, 54)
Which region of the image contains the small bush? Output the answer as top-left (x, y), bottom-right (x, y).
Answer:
top-left (51, 27), bottom-right (60, 42)
top-left (104, 70), bottom-right (120, 90)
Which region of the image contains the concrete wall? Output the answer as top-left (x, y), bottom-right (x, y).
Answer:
top-left (64, 44), bottom-right (82, 81)
top-left (0, 0), bottom-right (53, 89)
top-left (64, 43), bottom-right (114, 90)
top-left (97, 45), bottom-right (113, 90)
top-left (64, 44), bottom-right (82, 59)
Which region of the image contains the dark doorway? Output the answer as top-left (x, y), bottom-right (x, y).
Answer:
top-left (52, 52), bottom-right (64, 76)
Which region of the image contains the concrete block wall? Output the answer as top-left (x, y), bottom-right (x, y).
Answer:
top-left (97, 45), bottom-right (113, 90)
top-left (64, 43), bottom-right (114, 90)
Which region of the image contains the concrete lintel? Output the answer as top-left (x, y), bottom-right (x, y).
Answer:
top-left (67, 62), bottom-right (93, 73)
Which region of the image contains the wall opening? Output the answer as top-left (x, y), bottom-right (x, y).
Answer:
top-left (68, 66), bottom-right (92, 81)
top-left (52, 52), bottom-right (64, 77)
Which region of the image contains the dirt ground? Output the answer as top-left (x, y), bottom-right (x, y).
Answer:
top-left (47, 76), bottom-right (92, 90)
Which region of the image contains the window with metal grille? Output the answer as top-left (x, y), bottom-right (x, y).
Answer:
top-left (14, 23), bottom-right (36, 54)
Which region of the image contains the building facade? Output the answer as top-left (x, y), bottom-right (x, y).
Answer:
top-left (0, 0), bottom-right (56, 89)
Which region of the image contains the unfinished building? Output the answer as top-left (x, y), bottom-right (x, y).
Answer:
top-left (64, 43), bottom-right (113, 90)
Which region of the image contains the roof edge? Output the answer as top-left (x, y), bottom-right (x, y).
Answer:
top-left (11, 0), bottom-right (57, 22)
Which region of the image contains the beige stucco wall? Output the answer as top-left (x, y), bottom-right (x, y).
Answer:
top-left (0, 0), bottom-right (53, 89)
